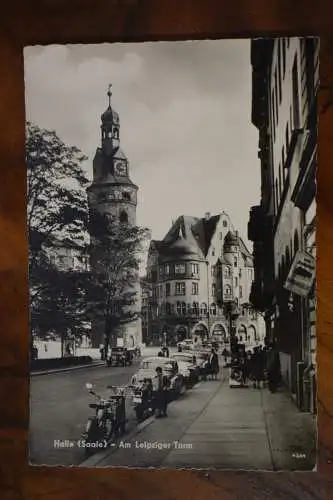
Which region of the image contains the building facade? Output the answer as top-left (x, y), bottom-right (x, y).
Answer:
top-left (87, 87), bottom-right (142, 348)
top-left (145, 212), bottom-right (265, 346)
top-left (249, 37), bottom-right (318, 413)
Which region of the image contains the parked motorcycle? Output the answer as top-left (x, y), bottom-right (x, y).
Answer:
top-left (82, 383), bottom-right (114, 456)
top-left (82, 383), bottom-right (129, 456)
top-left (132, 382), bottom-right (155, 421)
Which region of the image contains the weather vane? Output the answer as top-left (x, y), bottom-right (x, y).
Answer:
top-left (107, 83), bottom-right (112, 107)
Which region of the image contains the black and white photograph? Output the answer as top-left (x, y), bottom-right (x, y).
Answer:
top-left (26, 38), bottom-right (318, 470)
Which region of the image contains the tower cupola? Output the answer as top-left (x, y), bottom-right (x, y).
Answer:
top-left (101, 84), bottom-right (120, 156)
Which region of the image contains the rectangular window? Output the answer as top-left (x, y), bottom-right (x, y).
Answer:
top-left (223, 220), bottom-right (227, 227)
top-left (192, 282), bottom-right (199, 295)
top-left (282, 38), bottom-right (286, 76)
top-left (159, 266), bottom-right (163, 275)
top-left (175, 282), bottom-right (186, 296)
top-left (219, 232), bottom-right (223, 240)
top-left (275, 179), bottom-right (278, 214)
top-left (292, 55), bottom-right (300, 129)
top-left (275, 70), bottom-right (279, 125)
top-left (271, 89), bottom-right (276, 141)
top-left (166, 283), bottom-right (170, 296)
top-left (239, 268), bottom-right (242, 278)
top-left (235, 277), bottom-right (238, 287)
top-left (239, 286), bottom-right (243, 298)
top-left (191, 263), bottom-right (199, 275)
top-left (165, 264), bottom-right (170, 275)
top-left (211, 265), bottom-right (215, 276)
top-left (212, 283), bottom-right (216, 297)
top-left (175, 263), bottom-right (186, 274)
top-left (234, 256), bottom-right (238, 267)
top-left (278, 41), bottom-right (282, 103)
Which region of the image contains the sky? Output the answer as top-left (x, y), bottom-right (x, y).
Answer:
top-left (24, 40), bottom-right (260, 252)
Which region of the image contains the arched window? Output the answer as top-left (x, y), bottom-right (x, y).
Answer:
top-left (224, 285), bottom-right (232, 297)
top-left (119, 211), bottom-right (128, 224)
top-left (181, 302), bottom-right (186, 315)
top-left (210, 303), bottom-right (217, 315)
top-left (176, 302), bottom-right (181, 315)
top-left (200, 302), bottom-right (208, 315)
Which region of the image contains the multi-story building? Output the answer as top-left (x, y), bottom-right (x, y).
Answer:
top-left (45, 237), bottom-right (90, 272)
top-left (249, 37), bottom-right (318, 413)
top-left (145, 212), bottom-right (265, 346)
top-left (87, 86), bottom-right (141, 348)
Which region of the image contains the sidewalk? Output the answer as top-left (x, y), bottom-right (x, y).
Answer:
top-left (94, 370), bottom-right (316, 471)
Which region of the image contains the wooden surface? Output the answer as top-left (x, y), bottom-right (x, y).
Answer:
top-left (1, 1), bottom-right (333, 498)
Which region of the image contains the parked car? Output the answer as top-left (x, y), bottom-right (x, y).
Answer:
top-left (131, 356), bottom-right (185, 398)
top-left (193, 350), bottom-right (211, 379)
top-left (107, 347), bottom-right (132, 367)
top-left (177, 339), bottom-right (195, 352)
top-left (171, 352), bottom-right (200, 387)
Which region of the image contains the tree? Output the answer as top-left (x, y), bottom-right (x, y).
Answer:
top-left (27, 122), bottom-right (90, 339)
top-left (86, 210), bottom-right (149, 355)
top-left (31, 262), bottom-right (89, 355)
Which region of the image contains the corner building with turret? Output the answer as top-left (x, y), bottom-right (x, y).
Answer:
top-left (87, 88), bottom-right (141, 348)
top-left (144, 212), bottom-right (265, 346)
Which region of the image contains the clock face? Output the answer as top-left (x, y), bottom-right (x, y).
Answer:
top-left (115, 162), bottom-right (126, 176)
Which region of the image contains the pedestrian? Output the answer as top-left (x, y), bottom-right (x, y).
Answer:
top-left (239, 353), bottom-right (247, 385)
top-left (155, 367), bottom-right (168, 417)
top-left (222, 347), bottom-right (228, 366)
top-left (266, 341), bottom-right (281, 393)
top-left (208, 348), bottom-right (219, 380)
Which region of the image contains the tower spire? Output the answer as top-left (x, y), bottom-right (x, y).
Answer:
top-left (107, 83), bottom-right (112, 108)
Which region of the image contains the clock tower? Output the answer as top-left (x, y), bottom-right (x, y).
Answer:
top-left (87, 85), bottom-right (141, 348)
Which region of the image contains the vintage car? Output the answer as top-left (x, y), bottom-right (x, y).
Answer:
top-left (177, 339), bottom-right (196, 352)
top-left (106, 347), bottom-right (132, 367)
top-left (131, 356), bottom-right (185, 398)
top-left (193, 350), bottom-right (211, 379)
top-left (171, 352), bottom-right (200, 386)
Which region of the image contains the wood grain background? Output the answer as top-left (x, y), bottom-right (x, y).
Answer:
top-left (1, 1), bottom-right (333, 498)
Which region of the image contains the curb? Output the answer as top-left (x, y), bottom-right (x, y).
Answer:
top-left (79, 380), bottom-right (215, 467)
top-left (31, 362), bottom-right (105, 377)
top-left (79, 415), bottom-right (156, 467)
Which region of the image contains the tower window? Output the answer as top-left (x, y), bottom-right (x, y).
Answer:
top-left (107, 131), bottom-right (112, 138)
top-left (119, 211), bottom-right (128, 224)
top-left (113, 128), bottom-right (119, 139)
top-left (122, 192), bottom-right (131, 201)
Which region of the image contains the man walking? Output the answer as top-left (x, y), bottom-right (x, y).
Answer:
top-left (155, 366), bottom-right (168, 417)
top-left (208, 348), bottom-right (219, 380)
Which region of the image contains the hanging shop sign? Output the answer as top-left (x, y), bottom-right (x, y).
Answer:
top-left (284, 250), bottom-right (316, 297)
